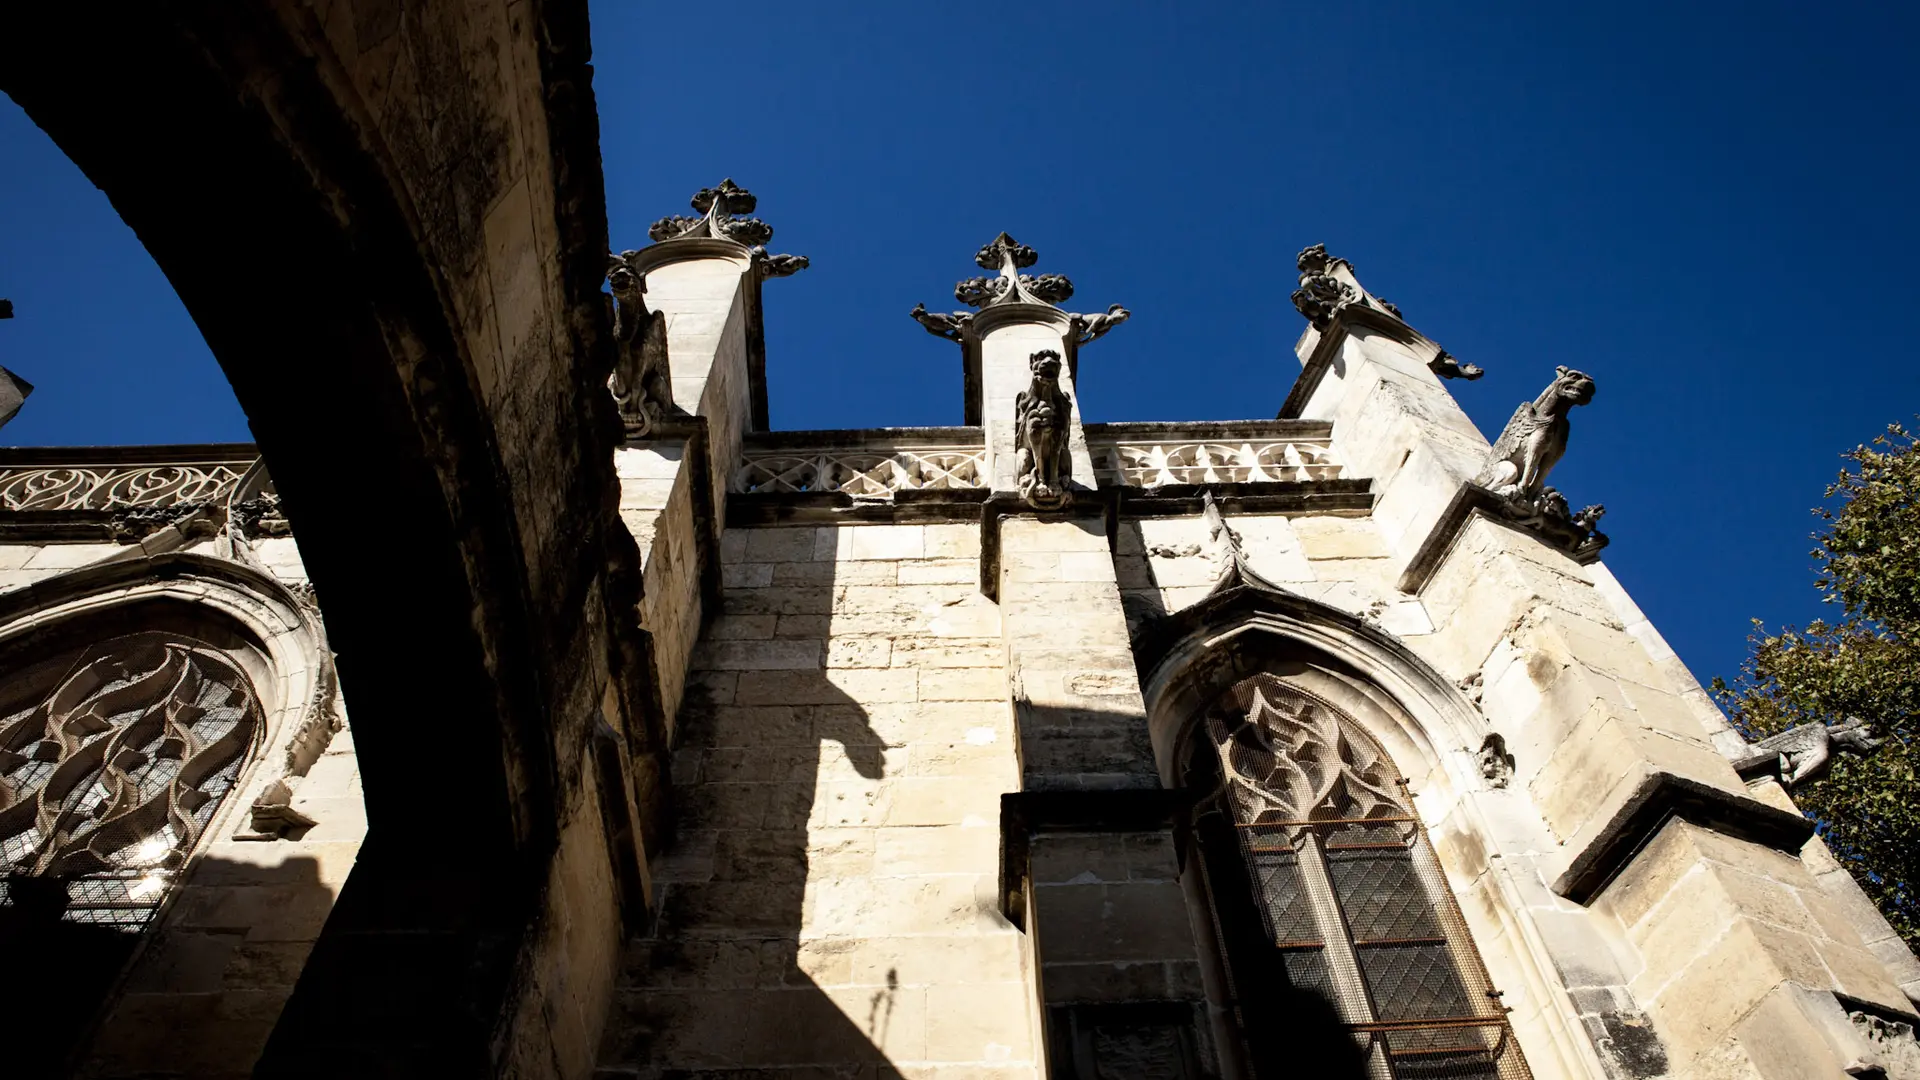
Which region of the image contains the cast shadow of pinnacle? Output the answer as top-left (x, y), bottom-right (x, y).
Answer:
top-left (599, 528), bottom-right (904, 1078)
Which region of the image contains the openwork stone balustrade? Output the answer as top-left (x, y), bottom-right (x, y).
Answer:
top-left (0, 462), bottom-right (246, 511)
top-left (733, 428), bottom-right (988, 495)
top-left (1086, 420), bottom-right (1342, 487)
top-left (0, 446), bottom-right (261, 542)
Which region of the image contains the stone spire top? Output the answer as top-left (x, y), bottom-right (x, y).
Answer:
top-left (956, 232), bottom-right (1075, 309)
top-left (646, 178), bottom-right (809, 277)
top-left (910, 233), bottom-right (1129, 345)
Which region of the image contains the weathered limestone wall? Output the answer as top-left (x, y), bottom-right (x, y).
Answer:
top-left (600, 521), bottom-right (1040, 1077)
top-left (616, 443), bottom-right (708, 740)
top-left (999, 516), bottom-right (1158, 790)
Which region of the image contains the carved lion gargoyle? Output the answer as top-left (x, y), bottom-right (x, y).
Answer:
top-left (1731, 717), bottom-right (1883, 788)
top-left (606, 251), bottom-right (673, 440)
top-left (1474, 366), bottom-right (1606, 556)
top-left (1015, 350), bottom-right (1073, 509)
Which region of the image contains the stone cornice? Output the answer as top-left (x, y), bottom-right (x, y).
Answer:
top-left (1397, 483), bottom-right (1607, 595)
top-left (1551, 772), bottom-right (1816, 905)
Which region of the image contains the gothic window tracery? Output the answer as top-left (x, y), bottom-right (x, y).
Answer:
top-left (0, 631), bottom-right (261, 928)
top-left (1186, 674), bottom-right (1530, 1080)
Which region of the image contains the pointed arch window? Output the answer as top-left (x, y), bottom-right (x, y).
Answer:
top-left (1185, 674), bottom-right (1530, 1080)
top-left (0, 631), bottom-right (261, 928)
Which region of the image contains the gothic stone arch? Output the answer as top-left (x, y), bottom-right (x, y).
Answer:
top-left (0, 4), bottom-right (655, 1073)
top-left (1140, 585), bottom-right (1628, 1080)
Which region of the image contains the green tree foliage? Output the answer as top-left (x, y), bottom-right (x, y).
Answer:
top-left (1714, 423), bottom-right (1920, 948)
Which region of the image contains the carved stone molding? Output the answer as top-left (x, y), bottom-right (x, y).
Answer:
top-left (645, 178), bottom-right (808, 274)
top-left (108, 500), bottom-right (219, 543)
top-left (1015, 350), bottom-right (1073, 509)
top-left (230, 493), bottom-right (289, 540)
top-left (1200, 490), bottom-right (1285, 596)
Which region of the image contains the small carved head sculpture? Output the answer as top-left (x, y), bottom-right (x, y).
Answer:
top-left (1550, 365), bottom-right (1597, 408)
top-left (1029, 349), bottom-right (1062, 382)
top-left (606, 251), bottom-right (646, 299)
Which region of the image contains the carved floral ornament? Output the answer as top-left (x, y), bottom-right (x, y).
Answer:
top-left (910, 232), bottom-right (1129, 346)
top-left (645, 178), bottom-right (809, 278)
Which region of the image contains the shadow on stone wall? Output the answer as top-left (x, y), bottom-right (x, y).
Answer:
top-left (5, 852), bottom-right (337, 1080)
top-left (599, 525), bottom-right (903, 1076)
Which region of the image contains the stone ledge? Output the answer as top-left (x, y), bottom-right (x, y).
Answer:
top-left (1084, 418), bottom-right (1334, 441)
top-left (979, 482), bottom-right (1375, 602)
top-left (741, 425), bottom-right (984, 452)
top-left (1398, 483), bottom-right (1606, 595)
top-left (998, 789), bottom-right (1190, 930)
top-left (727, 487), bottom-right (992, 528)
top-left (1555, 772), bottom-right (1816, 906)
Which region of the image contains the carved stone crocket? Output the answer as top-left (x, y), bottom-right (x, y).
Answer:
top-left (1014, 350), bottom-right (1073, 509)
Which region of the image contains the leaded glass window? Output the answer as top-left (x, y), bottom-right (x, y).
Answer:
top-left (1187, 674), bottom-right (1530, 1080)
top-left (0, 632), bottom-right (261, 928)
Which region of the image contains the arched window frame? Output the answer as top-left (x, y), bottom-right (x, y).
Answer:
top-left (1138, 588), bottom-right (1615, 1080)
top-left (0, 552), bottom-right (338, 927)
top-left (1181, 672), bottom-right (1530, 1079)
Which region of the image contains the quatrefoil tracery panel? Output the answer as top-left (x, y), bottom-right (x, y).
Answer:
top-left (1095, 440), bottom-right (1342, 488)
top-left (0, 633), bottom-right (261, 927)
top-left (735, 449), bottom-right (988, 495)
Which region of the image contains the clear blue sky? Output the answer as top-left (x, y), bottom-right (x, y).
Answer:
top-left (2, 3), bottom-right (1916, 695)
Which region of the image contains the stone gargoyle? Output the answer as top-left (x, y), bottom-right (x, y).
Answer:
top-left (606, 251), bottom-right (673, 439)
top-left (1015, 349), bottom-right (1073, 509)
top-left (1473, 365), bottom-right (1607, 557)
top-left (1730, 717), bottom-right (1883, 788)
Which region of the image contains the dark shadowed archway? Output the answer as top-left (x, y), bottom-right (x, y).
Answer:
top-left (1, 3), bottom-right (660, 1074)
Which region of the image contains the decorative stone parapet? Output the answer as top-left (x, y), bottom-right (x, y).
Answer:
top-left (1084, 420), bottom-right (1343, 488)
top-left (1, 454), bottom-right (249, 511)
top-left (0, 444), bottom-right (261, 542)
top-left (732, 427), bottom-right (988, 496)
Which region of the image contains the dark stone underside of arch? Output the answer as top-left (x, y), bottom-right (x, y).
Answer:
top-left (1, 1), bottom-right (651, 1074)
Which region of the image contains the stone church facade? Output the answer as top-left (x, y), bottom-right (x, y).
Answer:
top-left (2, 7), bottom-right (1918, 1080)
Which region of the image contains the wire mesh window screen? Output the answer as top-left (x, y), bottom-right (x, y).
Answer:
top-left (0, 632), bottom-right (261, 930)
top-left (1204, 675), bottom-right (1531, 1080)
